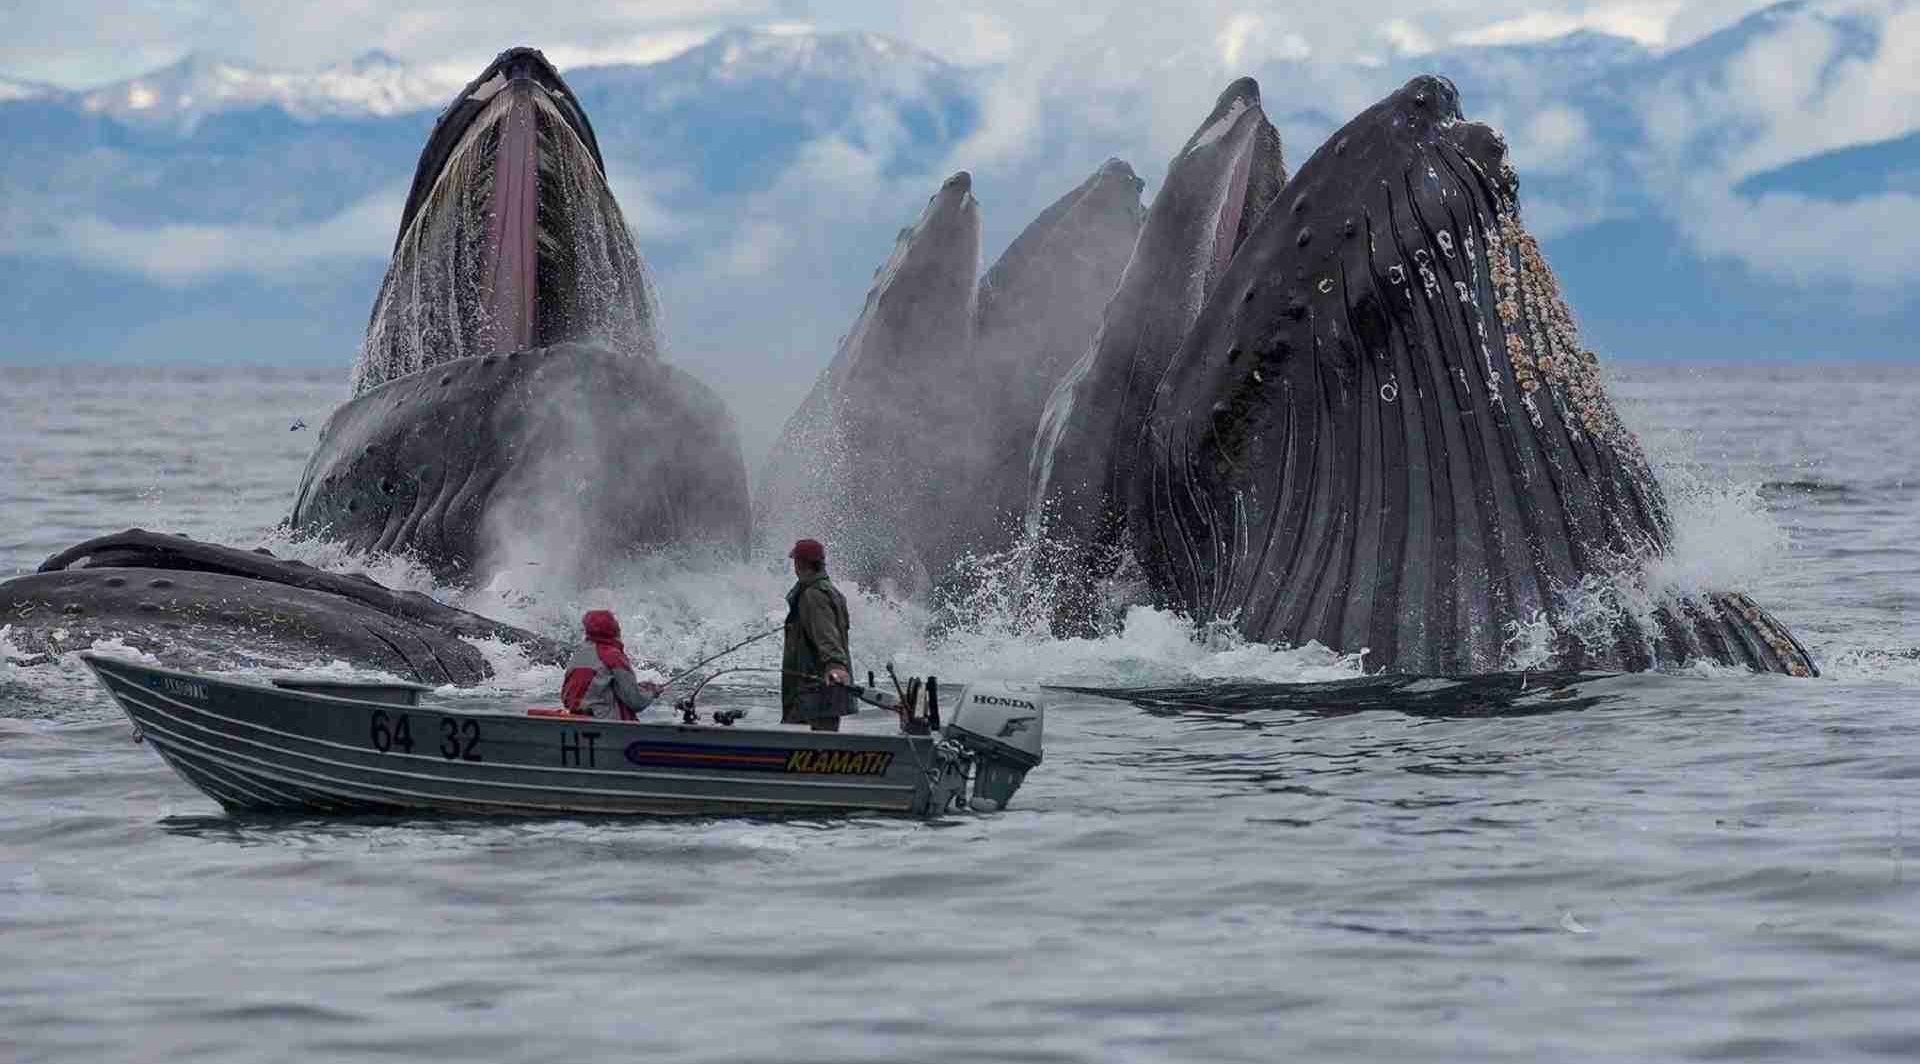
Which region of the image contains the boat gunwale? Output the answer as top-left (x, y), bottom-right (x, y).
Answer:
top-left (118, 690), bottom-right (920, 814)
top-left (77, 650), bottom-right (923, 748)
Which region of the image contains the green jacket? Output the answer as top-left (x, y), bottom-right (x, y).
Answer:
top-left (782, 570), bottom-right (850, 716)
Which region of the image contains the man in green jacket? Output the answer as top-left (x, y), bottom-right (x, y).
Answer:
top-left (782, 538), bottom-right (853, 731)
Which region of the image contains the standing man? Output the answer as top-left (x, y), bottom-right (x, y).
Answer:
top-left (783, 538), bottom-right (853, 731)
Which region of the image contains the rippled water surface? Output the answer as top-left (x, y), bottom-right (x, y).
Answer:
top-left (2, 363), bottom-right (1916, 1062)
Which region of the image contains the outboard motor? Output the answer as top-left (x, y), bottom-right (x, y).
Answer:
top-left (942, 681), bottom-right (1045, 811)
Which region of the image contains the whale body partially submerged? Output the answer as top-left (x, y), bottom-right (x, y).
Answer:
top-left (2, 47), bottom-right (750, 683)
top-left (1029, 77), bottom-right (1287, 630)
top-left (1041, 76), bottom-right (1816, 675)
top-left (4, 530), bottom-right (563, 684)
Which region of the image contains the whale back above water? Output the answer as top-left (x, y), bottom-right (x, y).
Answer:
top-left (1, 530), bottom-right (565, 684)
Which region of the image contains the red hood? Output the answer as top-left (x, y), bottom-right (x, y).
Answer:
top-left (580, 609), bottom-right (631, 671)
top-left (583, 609), bottom-right (622, 643)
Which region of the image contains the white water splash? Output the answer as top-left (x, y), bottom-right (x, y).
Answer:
top-left (0, 625), bottom-right (27, 684)
top-left (250, 526), bottom-right (448, 597)
top-left (1643, 469), bottom-right (1792, 597)
top-left (1500, 609), bottom-right (1556, 672)
top-left (1812, 646), bottom-right (1920, 685)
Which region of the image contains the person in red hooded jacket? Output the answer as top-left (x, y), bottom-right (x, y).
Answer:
top-left (561, 610), bottom-right (661, 720)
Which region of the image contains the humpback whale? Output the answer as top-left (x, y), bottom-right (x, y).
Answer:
top-left (1029, 78), bottom-right (1287, 628)
top-left (1038, 76), bottom-right (1816, 676)
top-left (296, 47), bottom-right (750, 582)
top-left (949, 158), bottom-right (1146, 573)
top-left (2, 531), bottom-right (562, 684)
top-left (758, 161), bottom-right (1145, 591)
top-left (756, 171), bottom-right (983, 594)
top-left (2, 47), bottom-right (750, 682)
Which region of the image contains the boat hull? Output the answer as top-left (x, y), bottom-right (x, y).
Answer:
top-left (82, 653), bottom-right (961, 819)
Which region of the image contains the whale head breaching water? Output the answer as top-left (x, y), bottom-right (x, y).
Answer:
top-left (1027, 77), bottom-right (1287, 630)
top-left (292, 47), bottom-right (750, 585)
top-left (353, 47), bottom-right (661, 392)
top-left (1120, 76), bottom-right (1814, 675)
top-left (755, 171), bottom-right (984, 595)
top-left (757, 162), bottom-right (1146, 594)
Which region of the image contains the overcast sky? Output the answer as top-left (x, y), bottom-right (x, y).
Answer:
top-left (3, 0), bottom-right (1782, 87)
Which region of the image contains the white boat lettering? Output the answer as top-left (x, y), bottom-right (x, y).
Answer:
top-left (161, 677), bottom-right (209, 701)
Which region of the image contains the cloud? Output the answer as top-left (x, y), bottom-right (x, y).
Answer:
top-left (1454, 4), bottom-right (1687, 48)
top-left (1218, 15), bottom-right (1312, 68)
top-left (1381, 18), bottom-right (1437, 56)
top-left (1618, 0), bottom-right (1920, 292)
top-left (1519, 104), bottom-right (1597, 174)
top-left (1673, 181), bottom-right (1920, 290)
top-left (0, 188), bottom-right (401, 285)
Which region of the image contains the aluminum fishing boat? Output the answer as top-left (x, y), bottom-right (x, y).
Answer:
top-left (81, 652), bottom-right (1045, 819)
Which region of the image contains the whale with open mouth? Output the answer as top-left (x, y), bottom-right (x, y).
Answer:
top-left (757, 160), bottom-right (1146, 593)
top-left (1027, 77), bottom-right (1287, 630)
top-left (293, 47), bottom-right (750, 585)
top-left (1036, 76), bottom-right (1816, 676)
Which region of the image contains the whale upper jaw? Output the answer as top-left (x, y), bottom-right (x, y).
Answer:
top-left (394, 46), bottom-right (603, 254)
top-left (353, 46), bottom-right (662, 395)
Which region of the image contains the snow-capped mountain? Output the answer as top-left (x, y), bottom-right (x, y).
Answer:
top-left (0, 75), bottom-right (54, 102)
top-left (648, 27), bottom-right (953, 87)
top-left (68, 49), bottom-right (464, 129)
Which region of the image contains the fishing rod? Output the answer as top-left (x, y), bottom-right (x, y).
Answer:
top-left (653, 624), bottom-right (783, 695)
top-left (673, 665), bottom-right (905, 724)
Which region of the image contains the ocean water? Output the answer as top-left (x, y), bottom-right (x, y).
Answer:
top-left (1, 362), bottom-right (1915, 1062)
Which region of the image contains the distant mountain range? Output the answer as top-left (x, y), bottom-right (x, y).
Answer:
top-left (41, 49), bottom-right (460, 128)
top-left (0, 1), bottom-right (1912, 441)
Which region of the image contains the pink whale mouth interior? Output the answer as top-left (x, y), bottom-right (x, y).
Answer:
top-left (484, 84), bottom-right (542, 355)
top-left (1209, 126), bottom-right (1255, 285)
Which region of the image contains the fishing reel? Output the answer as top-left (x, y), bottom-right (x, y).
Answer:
top-left (671, 696), bottom-right (746, 726)
top-left (869, 666), bottom-right (940, 736)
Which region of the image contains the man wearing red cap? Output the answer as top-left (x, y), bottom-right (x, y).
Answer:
top-left (782, 537), bottom-right (852, 731)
